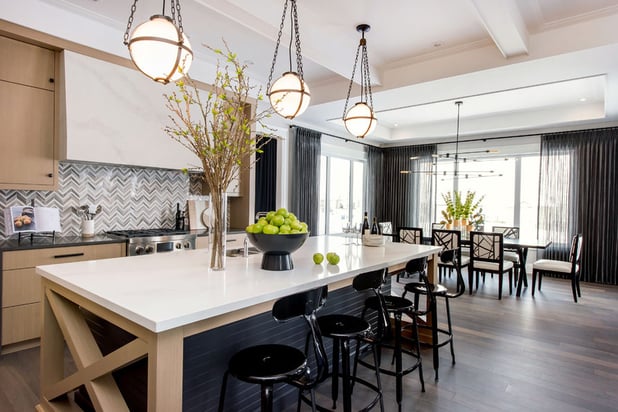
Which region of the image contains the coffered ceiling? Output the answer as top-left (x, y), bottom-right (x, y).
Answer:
top-left (6, 0), bottom-right (618, 145)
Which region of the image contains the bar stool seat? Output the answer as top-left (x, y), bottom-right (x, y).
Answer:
top-left (226, 344), bottom-right (306, 384)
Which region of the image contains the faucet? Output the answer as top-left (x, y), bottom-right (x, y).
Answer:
top-left (243, 236), bottom-right (249, 257)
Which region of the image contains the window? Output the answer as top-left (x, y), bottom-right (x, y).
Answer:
top-left (318, 155), bottom-right (365, 235)
top-left (434, 139), bottom-right (540, 237)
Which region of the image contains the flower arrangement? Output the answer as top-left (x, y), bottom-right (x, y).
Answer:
top-left (163, 43), bottom-right (274, 269)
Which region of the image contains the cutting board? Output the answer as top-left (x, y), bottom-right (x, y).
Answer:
top-left (187, 197), bottom-right (210, 230)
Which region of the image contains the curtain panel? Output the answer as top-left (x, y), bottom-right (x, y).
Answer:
top-left (540, 128), bottom-right (618, 284)
top-left (364, 145), bottom-right (384, 222)
top-left (255, 137), bottom-right (277, 214)
top-left (380, 144), bottom-right (436, 235)
top-left (290, 126), bottom-right (321, 235)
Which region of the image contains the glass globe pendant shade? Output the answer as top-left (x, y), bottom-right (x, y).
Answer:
top-left (128, 15), bottom-right (193, 84)
top-left (344, 102), bottom-right (377, 138)
top-left (268, 72), bottom-right (311, 119)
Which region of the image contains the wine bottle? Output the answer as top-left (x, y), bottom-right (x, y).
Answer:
top-left (362, 212), bottom-right (370, 235)
top-left (370, 217), bottom-right (379, 235)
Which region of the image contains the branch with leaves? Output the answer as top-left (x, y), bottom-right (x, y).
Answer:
top-left (163, 42), bottom-right (276, 196)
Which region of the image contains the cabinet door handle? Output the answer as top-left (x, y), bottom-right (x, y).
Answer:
top-left (47, 173), bottom-right (53, 178)
top-left (54, 252), bottom-right (85, 259)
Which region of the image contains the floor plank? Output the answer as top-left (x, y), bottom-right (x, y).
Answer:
top-left (1, 275), bottom-right (617, 411)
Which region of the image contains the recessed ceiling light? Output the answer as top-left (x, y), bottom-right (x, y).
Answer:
top-left (579, 97), bottom-right (587, 102)
top-left (394, 123), bottom-right (399, 127)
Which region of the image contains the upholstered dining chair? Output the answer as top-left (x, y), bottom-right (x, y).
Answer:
top-left (432, 229), bottom-right (470, 284)
top-left (532, 233), bottom-right (583, 302)
top-left (395, 227), bottom-right (423, 282)
top-left (492, 226), bottom-right (521, 280)
top-left (397, 226), bottom-right (423, 245)
top-left (469, 231), bottom-right (514, 299)
top-left (379, 221), bottom-right (394, 242)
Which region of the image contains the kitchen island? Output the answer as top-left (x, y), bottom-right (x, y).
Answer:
top-left (35, 235), bottom-right (441, 412)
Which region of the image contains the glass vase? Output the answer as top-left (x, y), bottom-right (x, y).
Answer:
top-left (209, 190), bottom-right (227, 270)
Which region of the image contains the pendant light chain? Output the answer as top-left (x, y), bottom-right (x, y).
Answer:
top-left (342, 42), bottom-right (361, 117)
top-left (123, 0), bottom-right (139, 46)
top-left (292, 1), bottom-right (304, 79)
top-left (172, 0), bottom-right (185, 33)
top-left (362, 42), bottom-right (373, 109)
top-left (267, 0), bottom-right (289, 93)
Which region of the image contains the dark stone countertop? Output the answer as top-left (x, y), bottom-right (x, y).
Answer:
top-left (0, 234), bottom-right (126, 252)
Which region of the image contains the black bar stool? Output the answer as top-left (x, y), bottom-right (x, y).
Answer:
top-left (314, 268), bottom-right (386, 412)
top-left (402, 249), bottom-right (465, 381)
top-left (218, 285), bottom-right (329, 412)
top-left (358, 257), bottom-right (428, 411)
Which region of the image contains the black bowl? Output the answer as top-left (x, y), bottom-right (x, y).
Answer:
top-left (246, 232), bottom-right (309, 271)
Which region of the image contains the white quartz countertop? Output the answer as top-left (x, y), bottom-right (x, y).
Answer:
top-left (36, 236), bottom-right (441, 333)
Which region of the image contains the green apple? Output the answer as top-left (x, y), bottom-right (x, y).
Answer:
top-left (290, 220), bottom-right (302, 230)
top-left (313, 253), bottom-right (324, 264)
top-left (276, 207), bottom-right (289, 217)
top-left (266, 211), bottom-right (276, 221)
top-left (262, 224), bottom-right (279, 235)
top-left (271, 214), bottom-right (285, 227)
top-left (326, 252), bottom-right (340, 265)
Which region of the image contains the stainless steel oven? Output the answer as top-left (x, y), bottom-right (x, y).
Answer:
top-left (107, 229), bottom-right (196, 256)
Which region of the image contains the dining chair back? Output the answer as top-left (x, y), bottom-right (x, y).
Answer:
top-left (532, 233), bottom-right (583, 302)
top-left (379, 221), bottom-right (394, 243)
top-left (491, 226), bottom-right (520, 239)
top-left (492, 226), bottom-right (522, 281)
top-left (432, 229), bottom-right (470, 283)
top-left (469, 231), bottom-right (514, 299)
top-left (397, 227), bottom-right (423, 244)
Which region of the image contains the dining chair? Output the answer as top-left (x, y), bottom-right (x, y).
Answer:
top-left (379, 221), bottom-right (394, 242)
top-left (397, 226), bottom-right (423, 244)
top-left (431, 229), bottom-right (469, 284)
top-left (469, 231), bottom-right (514, 299)
top-left (394, 227), bottom-right (423, 282)
top-left (492, 226), bottom-right (521, 281)
top-left (532, 233), bottom-right (583, 302)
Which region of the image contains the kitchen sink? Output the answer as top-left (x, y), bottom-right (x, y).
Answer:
top-left (226, 247), bottom-right (260, 257)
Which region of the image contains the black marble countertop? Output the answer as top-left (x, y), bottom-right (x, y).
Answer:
top-left (0, 234), bottom-right (126, 252)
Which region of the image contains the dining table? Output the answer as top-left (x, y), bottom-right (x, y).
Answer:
top-left (459, 231), bottom-right (552, 297)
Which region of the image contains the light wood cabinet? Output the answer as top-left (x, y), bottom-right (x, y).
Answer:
top-left (1, 242), bottom-right (125, 352)
top-left (0, 35), bottom-right (57, 190)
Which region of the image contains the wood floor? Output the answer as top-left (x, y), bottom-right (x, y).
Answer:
top-left (1, 275), bottom-right (617, 412)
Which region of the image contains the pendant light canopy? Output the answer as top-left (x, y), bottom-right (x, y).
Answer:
top-left (343, 24), bottom-right (377, 138)
top-left (267, 0), bottom-right (311, 119)
top-left (123, 0), bottom-right (193, 84)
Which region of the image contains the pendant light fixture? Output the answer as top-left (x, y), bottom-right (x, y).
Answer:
top-left (267, 0), bottom-right (310, 119)
top-left (123, 0), bottom-right (193, 84)
top-left (343, 24), bottom-right (377, 138)
top-left (400, 101), bottom-right (504, 180)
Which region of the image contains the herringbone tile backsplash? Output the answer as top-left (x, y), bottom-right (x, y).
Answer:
top-left (0, 162), bottom-right (193, 237)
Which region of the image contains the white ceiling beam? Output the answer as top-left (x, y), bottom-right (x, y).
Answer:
top-left (467, 0), bottom-right (529, 58)
top-left (195, 0), bottom-right (382, 86)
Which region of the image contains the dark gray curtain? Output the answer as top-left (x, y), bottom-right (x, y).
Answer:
top-left (364, 145), bottom-right (383, 222)
top-left (290, 126), bottom-right (321, 235)
top-left (539, 128), bottom-right (618, 284)
top-left (255, 138), bottom-right (277, 214)
top-left (380, 144), bottom-right (436, 234)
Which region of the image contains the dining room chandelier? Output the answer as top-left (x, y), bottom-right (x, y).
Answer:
top-left (401, 101), bottom-right (504, 180)
top-left (123, 0), bottom-right (193, 84)
top-left (267, 0), bottom-right (311, 119)
top-left (342, 24), bottom-right (377, 138)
